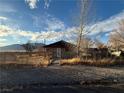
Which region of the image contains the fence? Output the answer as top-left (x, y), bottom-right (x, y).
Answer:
top-left (0, 52), bottom-right (49, 64)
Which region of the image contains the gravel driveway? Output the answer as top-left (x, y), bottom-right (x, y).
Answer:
top-left (0, 65), bottom-right (124, 88)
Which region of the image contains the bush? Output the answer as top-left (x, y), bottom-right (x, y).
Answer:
top-left (37, 59), bottom-right (51, 67)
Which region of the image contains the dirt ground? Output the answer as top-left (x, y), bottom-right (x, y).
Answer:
top-left (0, 65), bottom-right (124, 93)
top-left (1, 85), bottom-right (124, 93)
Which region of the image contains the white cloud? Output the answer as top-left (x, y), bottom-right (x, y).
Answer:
top-left (25, 0), bottom-right (39, 9)
top-left (0, 25), bottom-right (40, 46)
top-left (88, 10), bottom-right (124, 36)
top-left (33, 14), bottom-right (65, 31)
top-left (44, 0), bottom-right (51, 9)
top-left (25, 0), bottom-right (51, 9)
top-left (37, 10), bottom-right (124, 42)
top-left (0, 38), bottom-right (7, 42)
top-left (0, 25), bottom-right (39, 39)
top-left (0, 16), bottom-right (8, 20)
top-left (0, 10), bottom-right (124, 46)
top-left (46, 17), bottom-right (65, 31)
top-left (0, 24), bottom-right (76, 46)
top-left (0, 1), bottom-right (76, 46)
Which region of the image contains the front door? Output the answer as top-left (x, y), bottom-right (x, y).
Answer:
top-left (56, 48), bottom-right (61, 58)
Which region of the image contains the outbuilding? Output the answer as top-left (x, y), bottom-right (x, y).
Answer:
top-left (44, 40), bottom-right (77, 59)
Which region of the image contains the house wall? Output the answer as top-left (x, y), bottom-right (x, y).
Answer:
top-left (45, 48), bottom-right (64, 59)
top-left (45, 47), bottom-right (77, 59)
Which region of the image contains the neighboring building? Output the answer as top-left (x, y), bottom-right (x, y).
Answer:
top-left (44, 40), bottom-right (77, 59)
top-left (88, 48), bottom-right (110, 58)
top-left (80, 48), bottom-right (110, 58)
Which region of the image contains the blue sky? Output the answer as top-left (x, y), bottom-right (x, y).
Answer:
top-left (0, 0), bottom-right (124, 46)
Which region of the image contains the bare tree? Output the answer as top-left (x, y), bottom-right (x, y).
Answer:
top-left (35, 33), bottom-right (51, 45)
top-left (22, 40), bottom-right (36, 53)
top-left (109, 20), bottom-right (124, 50)
top-left (80, 37), bottom-right (94, 49)
top-left (77, 0), bottom-right (89, 56)
top-left (94, 39), bottom-right (106, 49)
top-left (76, 0), bottom-right (96, 56)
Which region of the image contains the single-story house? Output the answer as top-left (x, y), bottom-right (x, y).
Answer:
top-left (90, 48), bottom-right (110, 58)
top-left (43, 40), bottom-right (77, 59)
top-left (80, 48), bottom-right (110, 58)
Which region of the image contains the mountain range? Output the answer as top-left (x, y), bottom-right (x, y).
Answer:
top-left (0, 43), bottom-right (45, 52)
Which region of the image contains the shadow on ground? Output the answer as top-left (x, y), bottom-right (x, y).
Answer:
top-left (1, 85), bottom-right (124, 93)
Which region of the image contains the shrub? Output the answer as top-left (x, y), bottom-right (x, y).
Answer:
top-left (35, 57), bottom-right (52, 67)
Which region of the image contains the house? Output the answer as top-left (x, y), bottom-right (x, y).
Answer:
top-left (89, 48), bottom-right (110, 58)
top-left (80, 48), bottom-right (110, 59)
top-left (43, 40), bottom-right (77, 59)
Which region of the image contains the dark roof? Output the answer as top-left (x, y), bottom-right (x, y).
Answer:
top-left (44, 40), bottom-right (75, 49)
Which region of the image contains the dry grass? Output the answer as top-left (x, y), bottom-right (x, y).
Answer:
top-left (60, 57), bottom-right (124, 66)
top-left (80, 58), bottom-right (116, 66)
top-left (16, 55), bottom-right (52, 67)
top-left (0, 52), bottom-right (51, 68)
top-left (0, 56), bottom-right (51, 69)
top-left (35, 57), bottom-right (52, 67)
top-left (60, 58), bottom-right (81, 65)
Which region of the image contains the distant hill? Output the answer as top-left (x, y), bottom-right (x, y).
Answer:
top-left (0, 43), bottom-right (45, 52)
top-left (0, 44), bottom-right (26, 52)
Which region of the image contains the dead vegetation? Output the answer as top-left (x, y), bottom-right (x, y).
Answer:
top-left (60, 58), bottom-right (81, 65)
top-left (59, 57), bottom-right (124, 66)
top-left (0, 59), bottom-right (51, 70)
top-left (0, 52), bottom-right (52, 69)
